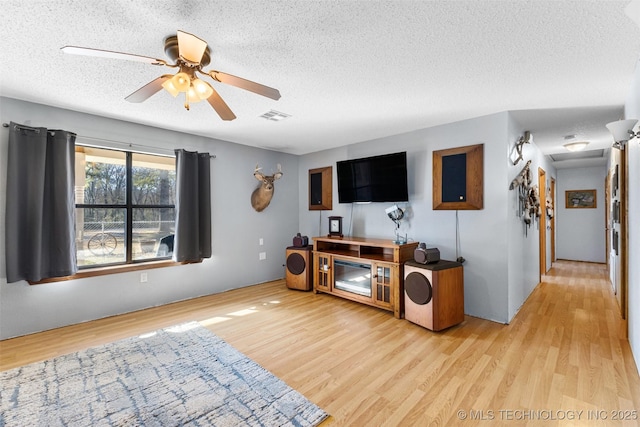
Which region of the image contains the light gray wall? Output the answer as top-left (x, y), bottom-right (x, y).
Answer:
top-left (298, 112), bottom-right (548, 324)
top-left (507, 113), bottom-right (557, 320)
top-left (608, 149), bottom-right (622, 294)
top-left (0, 97), bottom-right (299, 339)
top-left (0, 97), bottom-right (559, 337)
top-left (555, 167), bottom-right (607, 263)
top-left (624, 60), bottom-right (640, 374)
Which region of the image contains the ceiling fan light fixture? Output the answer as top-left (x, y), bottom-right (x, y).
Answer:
top-left (563, 141), bottom-right (589, 152)
top-left (161, 78), bottom-right (180, 97)
top-left (172, 72), bottom-right (191, 92)
top-left (62, 30), bottom-right (280, 121)
top-left (187, 86), bottom-right (204, 104)
top-left (192, 78), bottom-right (214, 100)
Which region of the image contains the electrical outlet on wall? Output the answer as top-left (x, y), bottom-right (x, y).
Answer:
top-left (140, 272), bottom-right (148, 283)
top-left (259, 252), bottom-right (267, 260)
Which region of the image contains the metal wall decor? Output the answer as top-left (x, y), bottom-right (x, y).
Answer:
top-left (512, 131), bottom-right (532, 166)
top-left (545, 187), bottom-right (554, 219)
top-left (509, 160), bottom-right (541, 235)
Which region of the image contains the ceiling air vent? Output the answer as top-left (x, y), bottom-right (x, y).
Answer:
top-left (260, 110), bottom-right (290, 121)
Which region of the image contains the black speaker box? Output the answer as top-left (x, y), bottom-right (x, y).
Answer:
top-left (414, 243), bottom-right (440, 264)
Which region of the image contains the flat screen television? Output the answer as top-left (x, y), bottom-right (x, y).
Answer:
top-left (337, 151), bottom-right (409, 203)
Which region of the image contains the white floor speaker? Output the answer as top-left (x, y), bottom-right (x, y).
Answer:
top-left (404, 260), bottom-right (464, 331)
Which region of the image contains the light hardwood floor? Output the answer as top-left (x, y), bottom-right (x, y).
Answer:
top-left (2, 260), bottom-right (639, 426)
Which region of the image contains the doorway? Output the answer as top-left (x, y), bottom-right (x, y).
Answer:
top-left (550, 178), bottom-right (556, 264)
top-left (619, 148), bottom-right (628, 323)
top-left (538, 168), bottom-right (547, 279)
top-left (605, 172), bottom-right (611, 276)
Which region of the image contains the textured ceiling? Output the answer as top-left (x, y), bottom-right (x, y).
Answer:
top-left (1, 1), bottom-right (640, 164)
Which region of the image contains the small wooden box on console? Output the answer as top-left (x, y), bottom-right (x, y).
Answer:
top-left (312, 236), bottom-right (419, 318)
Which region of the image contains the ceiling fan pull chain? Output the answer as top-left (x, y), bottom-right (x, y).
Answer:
top-left (184, 92), bottom-right (190, 111)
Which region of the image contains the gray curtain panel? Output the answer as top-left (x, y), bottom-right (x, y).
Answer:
top-left (5, 122), bottom-right (77, 283)
top-left (173, 149), bottom-right (212, 262)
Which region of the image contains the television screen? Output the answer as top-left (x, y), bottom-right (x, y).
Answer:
top-left (337, 152), bottom-right (409, 203)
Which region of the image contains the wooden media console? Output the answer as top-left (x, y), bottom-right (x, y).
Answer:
top-left (312, 236), bottom-right (419, 318)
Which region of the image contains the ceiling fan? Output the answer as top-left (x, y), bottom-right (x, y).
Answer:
top-left (61, 30), bottom-right (281, 121)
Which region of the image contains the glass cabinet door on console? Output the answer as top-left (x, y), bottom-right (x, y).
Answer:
top-left (372, 262), bottom-right (397, 310)
top-left (314, 253), bottom-right (332, 292)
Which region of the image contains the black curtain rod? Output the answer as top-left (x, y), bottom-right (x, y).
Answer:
top-left (2, 122), bottom-right (216, 159)
top-left (2, 122), bottom-right (71, 136)
top-left (3, 122), bottom-right (56, 130)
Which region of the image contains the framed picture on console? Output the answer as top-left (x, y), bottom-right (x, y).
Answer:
top-left (328, 216), bottom-right (343, 238)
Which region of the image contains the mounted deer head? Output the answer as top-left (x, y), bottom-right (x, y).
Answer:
top-left (251, 164), bottom-right (283, 212)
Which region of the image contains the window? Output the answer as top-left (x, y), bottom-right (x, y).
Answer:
top-left (75, 146), bottom-right (176, 268)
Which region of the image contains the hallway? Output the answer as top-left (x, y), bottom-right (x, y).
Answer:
top-left (511, 260), bottom-right (640, 420)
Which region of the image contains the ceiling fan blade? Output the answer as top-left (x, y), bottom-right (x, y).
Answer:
top-left (125, 75), bottom-right (171, 103)
top-left (61, 46), bottom-right (166, 65)
top-left (209, 71), bottom-right (281, 100)
top-left (206, 88), bottom-right (236, 121)
top-left (177, 30), bottom-right (207, 64)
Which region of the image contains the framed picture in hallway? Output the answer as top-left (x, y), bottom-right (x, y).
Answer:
top-left (565, 189), bottom-right (597, 209)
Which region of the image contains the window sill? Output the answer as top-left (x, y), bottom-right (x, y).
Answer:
top-left (28, 260), bottom-right (196, 285)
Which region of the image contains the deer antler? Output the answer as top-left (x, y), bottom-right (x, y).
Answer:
top-left (274, 163), bottom-right (283, 179)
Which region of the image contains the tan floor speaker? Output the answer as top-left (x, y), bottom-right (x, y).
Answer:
top-left (285, 246), bottom-right (313, 291)
top-left (404, 260), bottom-right (464, 331)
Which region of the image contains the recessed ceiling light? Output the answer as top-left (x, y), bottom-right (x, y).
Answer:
top-left (563, 141), bottom-right (589, 152)
top-left (259, 110), bottom-right (290, 121)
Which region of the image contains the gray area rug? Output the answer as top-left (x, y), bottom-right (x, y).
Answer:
top-left (0, 322), bottom-right (328, 426)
